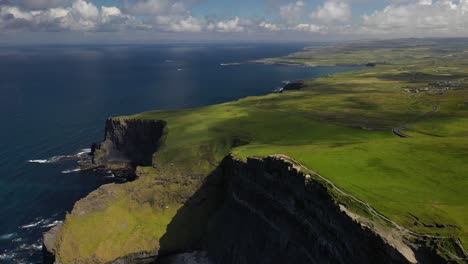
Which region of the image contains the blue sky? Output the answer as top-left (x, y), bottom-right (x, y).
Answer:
top-left (191, 0), bottom-right (386, 19)
top-left (0, 0), bottom-right (467, 43)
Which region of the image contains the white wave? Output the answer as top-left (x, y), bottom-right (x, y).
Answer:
top-left (177, 68), bottom-right (183, 71)
top-left (27, 155), bottom-right (65, 164)
top-left (106, 174), bottom-right (115, 178)
top-left (220, 62), bottom-right (241, 66)
top-left (32, 243), bottom-right (42, 250)
top-left (61, 168), bottom-right (81, 174)
top-left (28, 148), bottom-right (91, 164)
top-left (0, 233), bottom-right (16, 240)
top-left (12, 237), bottom-right (22, 243)
top-left (0, 252), bottom-right (15, 260)
top-left (27, 159), bottom-right (48, 164)
top-left (76, 148), bottom-right (91, 156)
top-left (42, 220), bottom-right (62, 228)
top-left (19, 243), bottom-right (42, 251)
top-left (20, 219), bottom-right (44, 229)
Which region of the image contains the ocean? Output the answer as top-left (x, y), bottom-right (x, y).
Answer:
top-left (0, 43), bottom-right (358, 262)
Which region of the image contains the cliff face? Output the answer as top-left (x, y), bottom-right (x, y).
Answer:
top-left (92, 118), bottom-right (167, 167)
top-left (43, 118), bottom-right (167, 264)
top-left (203, 156), bottom-right (411, 264)
top-left (44, 153), bottom-right (421, 264)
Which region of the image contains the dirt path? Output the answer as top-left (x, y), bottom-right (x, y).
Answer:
top-left (392, 104), bottom-right (440, 138)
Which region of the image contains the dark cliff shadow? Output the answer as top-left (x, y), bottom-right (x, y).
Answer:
top-left (155, 158), bottom-right (231, 261)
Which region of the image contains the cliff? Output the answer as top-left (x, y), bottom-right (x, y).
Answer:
top-left (44, 150), bottom-right (443, 263)
top-left (201, 155), bottom-right (413, 264)
top-left (283, 80), bottom-right (305, 91)
top-left (43, 118), bottom-right (168, 263)
top-left (43, 118), bottom-right (448, 264)
top-left (92, 118), bottom-right (167, 167)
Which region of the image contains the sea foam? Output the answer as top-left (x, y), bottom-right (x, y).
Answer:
top-left (0, 233), bottom-right (17, 240)
top-left (20, 219), bottom-right (44, 229)
top-left (27, 148), bottom-right (91, 164)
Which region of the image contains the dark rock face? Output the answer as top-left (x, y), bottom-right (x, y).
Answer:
top-left (205, 156), bottom-right (410, 264)
top-left (109, 251), bottom-right (159, 264)
top-left (92, 118), bottom-right (167, 167)
top-left (282, 80), bottom-right (305, 91)
top-left (42, 223), bottom-right (63, 264)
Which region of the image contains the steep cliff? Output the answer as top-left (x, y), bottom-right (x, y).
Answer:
top-left (202, 155), bottom-right (413, 264)
top-left (43, 118), bottom-right (168, 263)
top-left (44, 148), bottom-right (447, 264)
top-left (92, 118), bottom-right (167, 167)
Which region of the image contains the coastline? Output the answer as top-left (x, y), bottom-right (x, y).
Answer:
top-left (42, 39), bottom-right (468, 263)
top-left (41, 51), bottom-right (371, 263)
top-left (2, 43), bottom-right (340, 263)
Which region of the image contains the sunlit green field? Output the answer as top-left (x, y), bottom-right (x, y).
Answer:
top-left (53, 39), bottom-right (468, 263)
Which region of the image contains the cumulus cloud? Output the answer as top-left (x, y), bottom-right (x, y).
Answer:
top-left (158, 15), bottom-right (204, 32)
top-left (310, 0), bottom-right (351, 24)
top-left (123, 0), bottom-right (211, 32)
top-left (293, 23), bottom-right (321, 32)
top-left (0, 0), bottom-right (140, 31)
top-left (209, 17), bottom-right (245, 32)
top-left (259, 21), bottom-right (281, 31)
top-left (361, 0), bottom-right (468, 36)
top-left (279, 1), bottom-right (306, 24)
top-left (2, 0), bottom-right (468, 40)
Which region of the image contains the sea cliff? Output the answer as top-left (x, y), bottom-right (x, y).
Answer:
top-left (43, 117), bottom-right (438, 264)
top-left (92, 118), bottom-right (166, 167)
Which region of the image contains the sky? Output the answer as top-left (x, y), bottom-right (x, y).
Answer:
top-left (1, 0), bottom-right (468, 44)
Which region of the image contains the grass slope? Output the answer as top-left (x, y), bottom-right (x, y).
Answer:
top-left (54, 38), bottom-right (468, 263)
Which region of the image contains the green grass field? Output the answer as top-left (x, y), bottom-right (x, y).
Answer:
top-left (53, 38), bottom-right (468, 263)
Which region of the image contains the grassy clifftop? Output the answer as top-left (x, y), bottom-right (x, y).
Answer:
top-left (52, 39), bottom-right (468, 263)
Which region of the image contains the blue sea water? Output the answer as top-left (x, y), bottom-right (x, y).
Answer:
top-left (0, 43), bottom-right (358, 262)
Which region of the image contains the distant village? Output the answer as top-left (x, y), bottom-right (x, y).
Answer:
top-left (404, 80), bottom-right (463, 94)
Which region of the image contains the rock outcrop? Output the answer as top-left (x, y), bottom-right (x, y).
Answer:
top-left (42, 223), bottom-right (63, 264)
top-left (43, 118), bottom-right (167, 263)
top-left (92, 118), bottom-right (167, 167)
top-left (282, 80), bottom-right (305, 91)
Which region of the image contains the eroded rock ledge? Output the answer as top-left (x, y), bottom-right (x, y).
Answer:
top-left (78, 118), bottom-right (167, 180)
top-left (92, 118), bottom-right (167, 167)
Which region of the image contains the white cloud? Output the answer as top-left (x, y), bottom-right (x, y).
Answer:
top-left (310, 0), bottom-right (351, 24)
top-left (161, 15), bottom-right (204, 32)
top-left (259, 21), bottom-right (281, 31)
top-left (361, 0), bottom-right (468, 36)
top-left (1, 5), bottom-right (33, 20)
top-left (71, 0), bottom-right (98, 20)
top-left (0, 0), bottom-right (139, 31)
top-left (293, 23), bottom-right (321, 32)
top-left (124, 0), bottom-right (209, 32)
top-left (2, 0), bottom-right (468, 39)
top-left (212, 17), bottom-right (244, 32)
top-left (279, 1), bottom-right (306, 24)
top-left (101, 6), bottom-right (121, 18)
